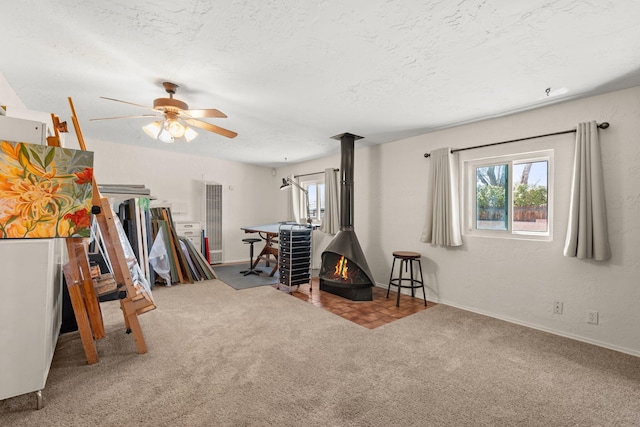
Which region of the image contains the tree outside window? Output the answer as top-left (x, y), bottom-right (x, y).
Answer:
top-left (468, 151), bottom-right (551, 238)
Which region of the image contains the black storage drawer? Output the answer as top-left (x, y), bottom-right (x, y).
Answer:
top-left (278, 224), bottom-right (312, 292)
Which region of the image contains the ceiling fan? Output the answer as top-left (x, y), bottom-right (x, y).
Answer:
top-left (91, 81), bottom-right (237, 142)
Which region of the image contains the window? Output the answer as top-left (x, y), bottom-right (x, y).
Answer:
top-left (465, 150), bottom-right (553, 240)
top-left (300, 176), bottom-right (325, 224)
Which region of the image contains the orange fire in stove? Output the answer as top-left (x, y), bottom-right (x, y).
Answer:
top-left (334, 256), bottom-right (349, 280)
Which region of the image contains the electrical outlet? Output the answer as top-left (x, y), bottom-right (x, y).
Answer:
top-left (553, 301), bottom-right (563, 314)
top-left (587, 310), bottom-right (599, 325)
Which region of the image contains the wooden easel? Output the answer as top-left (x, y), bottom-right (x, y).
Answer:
top-left (47, 98), bottom-right (155, 364)
top-left (60, 240), bottom-right (104, 364)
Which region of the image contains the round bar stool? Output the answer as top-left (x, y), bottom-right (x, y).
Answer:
top-left (240, 238), bottom-right (263, 276)
top-left (386, 251), bottom-right (427, 307)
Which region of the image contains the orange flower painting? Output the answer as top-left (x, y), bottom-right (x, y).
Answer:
top-left (0, 140), bottom-right (94, 238)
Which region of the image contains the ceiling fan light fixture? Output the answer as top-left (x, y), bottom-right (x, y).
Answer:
top-left (158, 127), bottom-right (175, 143)
top-left (167, 119), bottom-right (186, 138)
top-left (143, 119), bottom-right (197, 143)
top-left (142, 121), bottom-right (162, 138)
top-left (184, 126), bottom-right (198, 142)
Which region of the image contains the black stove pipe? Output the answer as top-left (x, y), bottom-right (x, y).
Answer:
top-left (332, 132), bottom-right (362, 231)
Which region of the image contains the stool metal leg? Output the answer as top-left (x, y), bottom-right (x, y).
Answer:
top-left (409, 259), bottom-right (416, 298)
top-left (417, 259), bottom-right (427, 306)
top-left (386, 257), bottom-right (397, 299)
top-left (396, 259), bottom-right (404, 307)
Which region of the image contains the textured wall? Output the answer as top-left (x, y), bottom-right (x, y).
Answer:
top-left (368, 86), bottom-right (640, 356)
top-left (279, 85), bottom-right (640, 356)
top-left (41, 83), bottom-right (640, 356)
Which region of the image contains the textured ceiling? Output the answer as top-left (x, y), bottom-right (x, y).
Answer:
top-left (2, 1), bottom-right (640, 168)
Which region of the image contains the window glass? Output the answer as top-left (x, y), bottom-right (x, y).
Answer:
top-left (301, 176), bottom-right (325, 223)
top-left (318, 183), bottom-right (325, 217)
top-left (513, 161), bottom-right (548, 233)
top-left (464, 150), bottom-right (553, 240)
top-left (307, 183), bottom-right (317, 218)
top-left (475, 164), bottom-right (508, 230)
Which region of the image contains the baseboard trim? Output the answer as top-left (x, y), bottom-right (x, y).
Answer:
top-left (434, 298), bottom-right (640, 358)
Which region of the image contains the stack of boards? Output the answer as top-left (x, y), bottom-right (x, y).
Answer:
top-left (117, 198), bottom-right (216, 286)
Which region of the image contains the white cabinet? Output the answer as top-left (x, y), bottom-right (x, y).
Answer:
top-left (0, 115), bottom-right (47, 144)
top-left (175, 221), bottom-right (203, 252)
top-left (0, 239), bottom-right (64, 407)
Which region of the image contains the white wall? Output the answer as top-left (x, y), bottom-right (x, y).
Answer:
top-left (278, 86), bottom-right (640, 357)
top-left (68, 138), bottom-right (281, 264)
top-left (4, 69), bottom-right (637, 356)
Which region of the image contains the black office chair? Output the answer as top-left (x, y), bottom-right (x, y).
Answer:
top-left (240, 238), bottom-right (263, 276)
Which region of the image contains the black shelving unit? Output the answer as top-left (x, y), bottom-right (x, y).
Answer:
top-left (278, 223), bottom-right (312, 293)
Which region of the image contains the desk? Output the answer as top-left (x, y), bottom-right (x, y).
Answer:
top-left (241, 222), bottom-right (296, 276)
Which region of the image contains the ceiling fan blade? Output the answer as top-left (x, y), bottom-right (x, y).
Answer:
top-left (182, 109), bottom-right (227, 119)
top-left (100, 96), bottom-right (154, 110)
top-left (90, 114), bottom-right (160, 121)
top-left (184, 118), bottom-right (237, 139)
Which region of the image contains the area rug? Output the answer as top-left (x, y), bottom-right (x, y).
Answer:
top-left (213, 263), bottom-right (279, 290)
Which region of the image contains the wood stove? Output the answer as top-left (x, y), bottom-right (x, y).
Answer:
top-left (319, 133), bottom-right (374, 301)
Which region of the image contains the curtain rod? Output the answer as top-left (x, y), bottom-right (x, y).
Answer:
top-left (423, 122), bottom-right (610, 158)
top-left (294, 168), bottom-right (339, 178)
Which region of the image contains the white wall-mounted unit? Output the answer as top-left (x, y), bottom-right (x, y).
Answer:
top-left (204, 183), bottom-right (223, 264)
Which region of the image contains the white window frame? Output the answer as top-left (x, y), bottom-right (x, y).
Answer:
top-left (300, 175), bottom-right (325, 225)
top-left (462, 149), bottom-right (554, 241)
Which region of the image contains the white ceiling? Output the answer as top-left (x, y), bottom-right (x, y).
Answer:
top-left (2, 1), bottom-right (640, 168)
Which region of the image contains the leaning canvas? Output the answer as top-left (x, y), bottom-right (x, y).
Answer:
top-left (0, 140), bottom-right (94, 238)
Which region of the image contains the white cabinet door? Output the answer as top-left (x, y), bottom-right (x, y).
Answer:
top-left (0, 239), bottom-right (63, 401)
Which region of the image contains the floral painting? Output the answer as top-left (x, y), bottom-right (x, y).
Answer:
top-left (0, 140), bottom-right (94, 238)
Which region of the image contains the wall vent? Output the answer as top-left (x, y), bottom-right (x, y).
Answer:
top-left (204, 183), bottom-right (223, 264)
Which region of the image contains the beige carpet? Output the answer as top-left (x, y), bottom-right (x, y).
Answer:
top-left (1, 279), bottom-right (639, 426)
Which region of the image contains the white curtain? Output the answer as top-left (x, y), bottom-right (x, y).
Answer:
top-left (563, 121), bottom-right (611, 260)
top-left (320, 168), bottom-right (340, 234)
top-left (286, 175), bottom-right (303, 224)
top-left (420, 147), bottom-right (462, 246)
